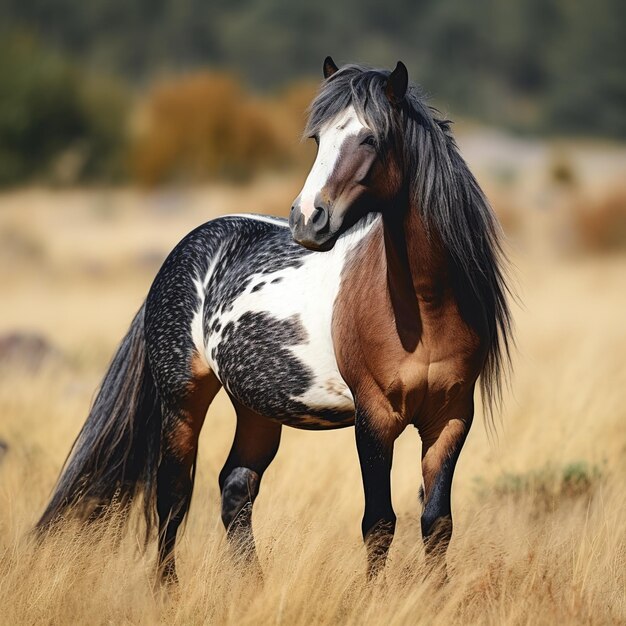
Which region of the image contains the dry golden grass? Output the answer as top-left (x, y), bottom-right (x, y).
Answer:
top-left (0, 183), bottom-right (625, 625)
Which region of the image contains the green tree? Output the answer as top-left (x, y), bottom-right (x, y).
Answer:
top-left (0, 34), bottom-right (129, 185)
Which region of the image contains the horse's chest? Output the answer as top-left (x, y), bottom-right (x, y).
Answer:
top-left (334, 293), bottom-right (481, 426)
top-left (202, 252), bottom-right (355, 428)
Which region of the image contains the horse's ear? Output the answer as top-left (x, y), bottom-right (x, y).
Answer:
top-left (323, 56), bottom-right (339, 79)
top-left (385, 61), bottom-right (409, 105)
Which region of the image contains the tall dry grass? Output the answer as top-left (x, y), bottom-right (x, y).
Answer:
top-left (0, 182), bottom-right (625, 625)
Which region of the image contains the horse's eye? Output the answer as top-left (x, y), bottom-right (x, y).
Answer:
top-left (362, 135), bottom-right (376, 147)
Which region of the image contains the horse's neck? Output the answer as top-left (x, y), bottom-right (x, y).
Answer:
top-left (382, 202), bottom-right (449, 303)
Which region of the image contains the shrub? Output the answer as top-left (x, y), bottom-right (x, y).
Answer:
top-left (0, 34), bottom-right (130, 186)
top-left (131, 73), bottom-right (289, 186)
top-left (269, 81), bottom-right (319, 169)
top-left (474, 461), bottom-right (603, 516)
top-left (548, 150), bottom-right (578, 187)
top-left (571, 186), bottom-right (626, 253)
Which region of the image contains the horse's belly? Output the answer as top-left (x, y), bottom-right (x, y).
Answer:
top-left (211, 309), bottom-right (354, 428)
top-left (203, 250), bottom-right (356, 429)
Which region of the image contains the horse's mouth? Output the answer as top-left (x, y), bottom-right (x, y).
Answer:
top-left (291, 232), bottom-right (339, 252)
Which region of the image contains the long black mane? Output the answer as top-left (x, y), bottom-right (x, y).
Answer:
top-left (306, 64), bottom-right (513, 421)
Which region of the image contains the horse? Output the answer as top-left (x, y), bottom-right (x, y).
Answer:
top-left (36, 57), bottom-right (512, 583)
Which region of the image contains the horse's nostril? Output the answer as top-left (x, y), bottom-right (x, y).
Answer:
top-left (311, 206), bottom-right (329, 232)
top-left (289, 206), bottom-right (301, 230)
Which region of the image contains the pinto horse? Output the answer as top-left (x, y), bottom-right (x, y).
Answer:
top-left (37, 58), bottom-right (512, 582)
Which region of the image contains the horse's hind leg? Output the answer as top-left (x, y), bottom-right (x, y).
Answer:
top-left (156, 367), bottom-right (221, 583)
top-left (219, 399), bottom-right (281, 566)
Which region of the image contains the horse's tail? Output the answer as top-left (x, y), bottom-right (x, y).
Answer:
top-left (36, 304), bottom-right (161, 536)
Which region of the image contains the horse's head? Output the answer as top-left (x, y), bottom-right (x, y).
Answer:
top-left (289, 57), bottom-right (409, 251)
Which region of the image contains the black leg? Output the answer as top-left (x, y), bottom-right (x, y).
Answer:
top-left (420, 413), bottom-right (472, 571)
top-left (156, 447), bottom-right (195, 584)
top-left (218, 401), bottom-right (281, 566)
top-left (153, 365), bottom-right (219, 585)
top-left (421, 458), bottom-right (455, 559)
top-left (355, 410), bottom-right (396, 578)
top-left (220, 467), bottom-right (261, 561)
top-left (156, 408), bottom-right (205, 585)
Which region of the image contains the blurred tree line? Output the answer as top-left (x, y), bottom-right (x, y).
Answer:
top-left (0, 35), bottom-right (129, 185)
top-left (0, 0), bottom-right (624, 185)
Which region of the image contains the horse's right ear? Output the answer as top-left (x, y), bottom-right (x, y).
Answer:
top-left (323, 56), bottom-right (339, 79)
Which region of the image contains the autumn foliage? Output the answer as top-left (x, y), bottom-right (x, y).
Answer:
top-left (131, 73), bottom-right (316, 186)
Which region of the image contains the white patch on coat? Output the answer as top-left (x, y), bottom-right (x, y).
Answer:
top-left (298, 106), bottom-right (368, 222)
top-left (203, 214), bottom-right (380, 415)
top-left (189, 215), bottom-right (286, 371)
top-left (190, 245), bottom-right (224, 369)
top-left (190, 280), bottom-right (206, 363)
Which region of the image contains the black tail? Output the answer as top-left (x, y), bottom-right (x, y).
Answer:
top-left (36, 305), bottom-right (162, 536)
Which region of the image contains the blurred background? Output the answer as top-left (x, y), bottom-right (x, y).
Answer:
top-left (1, 3), bottom-right (626, 622)
top-left (1, 0), bottom-right (625, 340)
top-left (1, 0), bottom-right (626, 448)
top-left (0, 0), bottom-right (624, 413)
top-left (0, 0), bottom-right (624, 184)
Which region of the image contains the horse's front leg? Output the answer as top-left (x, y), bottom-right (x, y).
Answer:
top-left (419, 401), bottom-right (473, 571)
top-left (355, 407), bottom-right (399, 579)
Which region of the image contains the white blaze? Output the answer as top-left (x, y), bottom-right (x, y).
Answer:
top-left (299, 106), bottom-right (368, 222)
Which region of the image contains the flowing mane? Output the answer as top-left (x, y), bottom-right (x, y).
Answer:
top-left (306, 64), bottom-right (513, 419)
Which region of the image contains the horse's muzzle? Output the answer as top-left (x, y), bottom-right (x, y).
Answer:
top-left (289, 202), bottom-right (336, 251)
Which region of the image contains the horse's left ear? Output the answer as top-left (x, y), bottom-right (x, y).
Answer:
top-left (385, 61), bottom-right (408, 105)
top-left (323, 56), bottom-right (339, 79)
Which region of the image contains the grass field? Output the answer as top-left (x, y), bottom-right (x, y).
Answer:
top-left (0, 179), bottom-right (625, 625)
